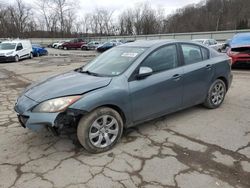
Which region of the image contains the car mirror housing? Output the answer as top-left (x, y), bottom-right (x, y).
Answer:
top-left (137, 66), bottom-right (153, 79)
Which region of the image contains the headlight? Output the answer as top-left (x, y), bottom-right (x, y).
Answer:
top-left (32, 96), bottom-right (81, 113)
top-left (6, 51), bottom-right (14, 56)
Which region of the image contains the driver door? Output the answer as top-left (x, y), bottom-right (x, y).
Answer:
top-left (16, 43), bottom-right (24, 58)
top-left (128, 44), bottom-right (184, 123)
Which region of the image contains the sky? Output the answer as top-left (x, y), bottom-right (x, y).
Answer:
top-left (2, 0), bottom-right (202, 17)
top-left (78, 0), bottom-right (202, 15)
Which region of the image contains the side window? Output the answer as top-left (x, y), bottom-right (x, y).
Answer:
top-left (181, 44), bottom-right (202, 65)
top-left (209, 40), bottom-right (215, 45)
top-left (141, 45), bottom-right (178, 73)
top-left (16, 43), bottom-right (23, 51)
top-left (204, 40), bottom-right (209, 46)
top-left (201, 47), bottom-right (209, 60)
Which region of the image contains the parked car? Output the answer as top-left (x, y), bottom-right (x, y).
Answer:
top-left (227, 33), bottom-right (250, 67)
top-left (53, 40), bottom-right (70, 49)
top-left (0, 39), bottom-right (33, 62)
top-left (14, 40), bottom-right (232, 153)
top-left (81, 41), bottom-right (100, 50)
top-left (61, 39), bottom-right (86, 50)
top-left (47, 43), bottom-right (53, 48)
top-left (32, 44), bottom-right (48, 57)
top-left (96, 41), bottom-right (122, 52)
top-left (192, 39), bottom-right (224, 52)
top-left (221, 39), bottom-right (231, 53)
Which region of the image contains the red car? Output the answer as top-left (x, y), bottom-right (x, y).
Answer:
top-left (227, 33), bottom-right (250, 66)
top-left (61, 39), bottom-right (86, 50)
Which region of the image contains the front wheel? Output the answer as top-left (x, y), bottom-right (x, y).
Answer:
top-left (63, 47), bottom-right (68, 50)
top-left (14, 55), bottom-right (19, 62)
top-left (77, 107), bottom-right (123, 153)
top-left (203, 79), bottom-right (226, 109)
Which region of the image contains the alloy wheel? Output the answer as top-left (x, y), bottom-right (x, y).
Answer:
top-left (211, 82), bottom-right (225, 105)
top-left (89, 115), bottom-right (119, 148)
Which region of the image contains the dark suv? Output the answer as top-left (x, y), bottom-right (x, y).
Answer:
top-left (61, 39), bottom-right (86, 50)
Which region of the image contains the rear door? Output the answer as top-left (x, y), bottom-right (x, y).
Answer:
top-left (180, 43), bottom-right (214, 107)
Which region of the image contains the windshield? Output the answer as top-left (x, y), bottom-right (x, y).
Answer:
top-left (82, 47), bottom-right (146, 76)
top-left (0, 43), bottom-right (16, 50)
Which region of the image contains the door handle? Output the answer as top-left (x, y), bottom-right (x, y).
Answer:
top-left (172, 74), bottom-right (182, 81)
top-left (205, 64), bottom-right (212, 70)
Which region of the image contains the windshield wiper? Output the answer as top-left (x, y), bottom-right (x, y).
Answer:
top-left (77, 69), bottom-right (100, 77)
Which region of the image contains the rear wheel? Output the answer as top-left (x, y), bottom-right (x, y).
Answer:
top-left (77, 107), bottom-right (123, 153)
top-left (63, 47), bottom-right (68, 50)
top-left (203, 79), bottom-right (226, 109)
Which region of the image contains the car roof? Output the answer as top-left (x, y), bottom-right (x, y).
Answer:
top-left (2, 40), bottom-right (30, 43)
top-left (120, 39), bottom-right (176, 48)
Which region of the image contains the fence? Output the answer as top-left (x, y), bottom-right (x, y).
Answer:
top-left (1, 29), bottom-right (250, 45)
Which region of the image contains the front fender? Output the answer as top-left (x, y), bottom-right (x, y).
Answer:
top-left (69, 80), bottom-right (132, 127)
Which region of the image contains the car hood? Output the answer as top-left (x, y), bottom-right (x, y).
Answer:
top-left (23, 71), bottom-right (112, 102)
top-left (231, 37), bottom-right (250, 48)
top-left (0, 50), bottom-right (14, 55)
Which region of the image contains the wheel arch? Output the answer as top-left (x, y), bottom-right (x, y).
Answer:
top-left (216, 76), bottom-right (228, 91)
top-left (97, 104), bottom-right (127, 126)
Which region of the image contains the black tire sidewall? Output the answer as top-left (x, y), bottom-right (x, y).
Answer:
top-left (77, 107), bottom-right (123, 153)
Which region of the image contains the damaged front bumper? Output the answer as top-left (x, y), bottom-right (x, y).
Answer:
top-left (14, 95), bottom-right (86, 134)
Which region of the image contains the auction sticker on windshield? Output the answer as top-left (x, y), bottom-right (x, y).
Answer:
top-left (121, 53), bottom-right (138, 58)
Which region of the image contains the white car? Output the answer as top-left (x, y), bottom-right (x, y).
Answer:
top-left (0, 39), bottom-right (33, 62)
top-left (52, 41), bottom-right (68, 49)
top-left (192, 39), bottom-right (224, 52)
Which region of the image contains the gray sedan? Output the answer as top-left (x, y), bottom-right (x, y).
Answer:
top-left (15, 40), bottom-right (233, 153)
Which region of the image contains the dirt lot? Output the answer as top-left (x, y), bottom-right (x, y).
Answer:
top-left (0, 48), bottom-right (250, 188)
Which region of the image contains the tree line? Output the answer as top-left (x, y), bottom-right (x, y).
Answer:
top-left (0, 0), bottom-right (250, 38)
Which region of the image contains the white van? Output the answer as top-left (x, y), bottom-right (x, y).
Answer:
top-left (0, 39), bottom-right (33, 62)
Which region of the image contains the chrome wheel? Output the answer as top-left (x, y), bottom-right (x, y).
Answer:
top-left (89, 115), bottom-right (119, 148)
top-left (211, 82), bottom-right (225, 105)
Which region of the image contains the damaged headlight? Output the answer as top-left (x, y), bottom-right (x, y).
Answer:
top-left (32, 96), bottom-right (81, 113)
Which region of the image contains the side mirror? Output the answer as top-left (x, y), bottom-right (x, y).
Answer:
top-left (137, 66), bottom-right (153, 79)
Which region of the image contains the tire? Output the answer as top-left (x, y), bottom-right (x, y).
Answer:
top-left (30, 52), bottom-right (33, 59)
top-left (14, 55), bottom-right (19, 62)
top-left (63, 47), bottom-right (68, 50)
top-left (77, 107), bottom-right (123, 153)
top-left (36, 52), bottom-right (40, 57)
top-left (203, 79), bottom-right (226, 109)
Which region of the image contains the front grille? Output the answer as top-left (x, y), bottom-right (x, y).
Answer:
top-left (238, 57), bottom-right (250, 59)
